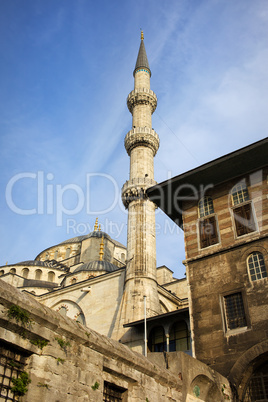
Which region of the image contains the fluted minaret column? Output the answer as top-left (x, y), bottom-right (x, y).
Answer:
top-left (121, 32), bottom-right (161, 324)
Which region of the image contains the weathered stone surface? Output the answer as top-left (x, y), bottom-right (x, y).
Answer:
top-left (0, 279), bottom-right (183, 401)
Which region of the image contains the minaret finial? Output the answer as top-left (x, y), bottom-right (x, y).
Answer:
top-left (99, 236), bottom-right (104, 261)
top-left (141, 29), bottom-right (144, 41)
top-left (94, 218), bottom-right (98, 231)
top-left (98, 224), bottom-right (101, 232)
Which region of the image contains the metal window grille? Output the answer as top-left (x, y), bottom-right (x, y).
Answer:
top-left (199, 197), bottom-right (214, 218)
top-left (248, 252), bottom-right (267, 281)
top-left (224, 292), bottom-right (247, 330)
top-left (0, 343), bottom-right (28, 401)
top-left (103, 382), bottom-right (126, 402)
top-left (231, 183), bottom-right (250, 206)
top-left (243, 362), bottom-right (268, 401)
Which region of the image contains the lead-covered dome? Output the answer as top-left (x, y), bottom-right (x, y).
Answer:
top-left (73, 260), bottom-right (120, 273)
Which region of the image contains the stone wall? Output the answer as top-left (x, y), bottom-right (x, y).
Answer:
top-left (0, 279), bottom-right (183, 401)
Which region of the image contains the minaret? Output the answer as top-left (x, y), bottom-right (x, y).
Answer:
top-left (121, 32), bottom-right (161, 323)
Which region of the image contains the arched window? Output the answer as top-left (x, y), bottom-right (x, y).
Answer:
top-left (169, 321), bottom-right (190, 352)
top-left (35, 269), bottom-right (42, 280)
top-left (65, 248), bottom-right (71, 259)
top-left (148, 326), bottom-right (166, 352)
top-left (0, 270), bottom-right (4, 276)
top-left (247, 252), bottom-right (267, 281)
top-left (231, 182), bottom-right (249, 205)
top-left (22, 268), bottom-right (29, 279)
top-left (48, 271), bottom-right (55, 282)
top-left (231, 182), bottom-right (256, 236)
top-left (243, 361), bottom-right (268, 401)
top-left (9, 268), bottom-right (16, 274)
top-left (54, 250), bottom-right (58, 259)
top-left (45, 252), bottom-right (49, 261)
top-left (198, 197), bottom-right (219, 249)
top-left (71, 278), bottom-right (77, 285)
top-left (198, 196), bottom-right (214, 218)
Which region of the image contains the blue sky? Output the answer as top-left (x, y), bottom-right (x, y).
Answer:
top-left (0, 0), bottom-right (267, 278)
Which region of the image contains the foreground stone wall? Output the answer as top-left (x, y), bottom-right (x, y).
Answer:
top-left (0, 279), bottom-right (182, 401)
top-left (0, 279), bottom-right (233, 401)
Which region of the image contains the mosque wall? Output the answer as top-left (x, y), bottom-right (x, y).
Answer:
top-left (38, 269), bottom-right (126, 337)
top-left (0, 278), bottom-right (234, 401)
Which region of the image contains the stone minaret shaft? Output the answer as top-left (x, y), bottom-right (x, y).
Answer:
top-left (122, 33), bottom-right (161, 322)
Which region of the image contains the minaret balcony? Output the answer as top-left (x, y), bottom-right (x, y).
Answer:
top-left (121, 178), bottom-right (157, 208)
top-left (127, 88), bottom-right (157, 114)
top-left (124, 127), bottom-right (160, 156)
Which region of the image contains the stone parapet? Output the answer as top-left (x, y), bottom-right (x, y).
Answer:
top-left (122, 178), bottom-right (157, 208)
top-left (124, 127), bottom-right (159, 155)
top-left (127, 88), bottom-right (157, 114)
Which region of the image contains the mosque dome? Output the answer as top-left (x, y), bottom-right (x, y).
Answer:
top-left (73, 260), bottom-right (120, 273)
top-left (59, 230), bottom-right (125, 249)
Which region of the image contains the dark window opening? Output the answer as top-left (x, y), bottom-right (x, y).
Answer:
top-left (224, 292), bottom-right (247, 330)
top-left (169, 321), bottom-right (190, 352)
top-left (243, 361), bottom-right (268, 401)
top-left (199, 216), bottom-right (219, 248)
top-left (103, 381), bottom-right (127, 402)
top-left (0, 342), bottom-right (29, 401)
top-left (233, 203), bottom-right (256, 237)
top-left (148, 326), bottom-right (166, 352)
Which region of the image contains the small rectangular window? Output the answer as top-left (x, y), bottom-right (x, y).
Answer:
top-left (199, 216), bottom-right (219, 248)
top-left (103, 381), bottom-right (127, 402)
top-left (0, 342), bottom-right (29, 401)
top-left (224, 292), bottom-right (247, 331)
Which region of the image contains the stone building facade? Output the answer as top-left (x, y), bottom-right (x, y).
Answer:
top-left (148, 138), bottom-right (268, 401)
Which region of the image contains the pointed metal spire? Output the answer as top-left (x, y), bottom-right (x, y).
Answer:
top-left (99, 236), bottom-right (104, 261)
top-left (133, 31), bottom-right (151, 77)
top-left (94, 218), bottom-right (98, 231)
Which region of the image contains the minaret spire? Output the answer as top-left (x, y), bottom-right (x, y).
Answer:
top-left (120, 32), bottom-right (161, 329)
top-left (134, 32), bottom-right (151, 77)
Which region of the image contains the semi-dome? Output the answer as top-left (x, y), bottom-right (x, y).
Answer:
top-left (73, 260), bottom-right (120, 273)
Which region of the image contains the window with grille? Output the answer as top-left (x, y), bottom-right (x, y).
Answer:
top-left (198, 197), bottom-right (219, 249)
top-left (0, 342), bottom-right (29, 401)
top-left (231, 182), bottom-right (256, 237)
top-left (243, 362), bottom-right (268, 401)
top-left (223, 292), bottom-right (247, 331)
top-left (231, 182), bottom-right (249, 205)
top-left (247, 252), bottom-right (267, 281)
top-left (103, 381), bottom-right (127, 402)
top-left (198, 197), bottom-right (214, 218)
